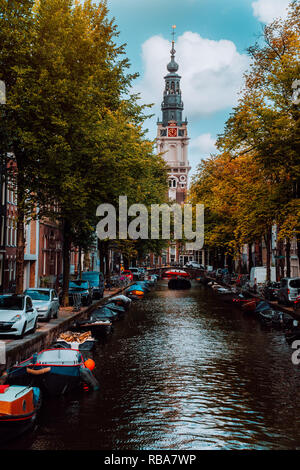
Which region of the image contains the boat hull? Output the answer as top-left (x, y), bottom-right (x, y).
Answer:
top-left (168, 278), bottom-right (191, 290)
top-left (0, 411), bottom-right (37, 442)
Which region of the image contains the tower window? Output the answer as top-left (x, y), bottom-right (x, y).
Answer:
top-left (169, 178), bottom-right (177, 188)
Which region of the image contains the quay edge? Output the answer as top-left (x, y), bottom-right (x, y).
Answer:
top-left (0, 286), bottom-right (129, 374)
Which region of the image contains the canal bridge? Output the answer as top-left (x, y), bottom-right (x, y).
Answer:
top-left (147, 266), bottom-right (204, 279)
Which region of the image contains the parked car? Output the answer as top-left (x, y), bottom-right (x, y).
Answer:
top-left (138, 267), bottom-right (146, 279)
top-left (262, 282), bottom-right (280, 301)
top-left (60, 280), bottom-right (92, 306)
top-left (122, 270), bottom-right (134, 282)
top-left (24, 288), bottom-right (59, 321)
top-left (81, 271), bottom-right (104, 299)
top-left (0, 294), bottom-right (38, 338)
top-left (278, 277), bottom-right (300, 305)
top-left (128, 267), bottom-right (141, 280)
top-left (184, 261), bottom-right (204, 269)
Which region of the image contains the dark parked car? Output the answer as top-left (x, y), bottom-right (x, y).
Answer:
top-left (59, 280), bottom-right (92, 306)
top-left (263, 282), bottom-right (280, 301)
top-left (81, 271), bottom-right (104, 299)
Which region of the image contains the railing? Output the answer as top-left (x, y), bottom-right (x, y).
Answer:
top-left (72, 293), bottom-right (82, 312)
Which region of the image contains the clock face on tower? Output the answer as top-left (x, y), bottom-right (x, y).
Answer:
top-left (168, 127), bottom-right (177, 137)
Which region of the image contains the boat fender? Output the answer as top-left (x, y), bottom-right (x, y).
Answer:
top-left (26, 367), bottom-right (51, 375)
top-left (80, 367), bottom-right (100, 391)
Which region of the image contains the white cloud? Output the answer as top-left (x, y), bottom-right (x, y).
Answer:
top-left (190, 133), bottom-right (217, 156)
top-left (252, 0), bottom-right (291, 23)
top-left (134, 32), bottom-right (249, 120)
top-left (189, 133), bottom-right (217, 175)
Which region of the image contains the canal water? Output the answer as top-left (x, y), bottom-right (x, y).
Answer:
top-left (3, 282), bottom-right (300, 450)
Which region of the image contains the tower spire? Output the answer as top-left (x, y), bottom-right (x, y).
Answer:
top-left (171, 25), bottom-right (176, 56)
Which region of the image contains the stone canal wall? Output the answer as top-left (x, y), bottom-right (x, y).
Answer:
top-left (1, 287), bottom-right (127, 373)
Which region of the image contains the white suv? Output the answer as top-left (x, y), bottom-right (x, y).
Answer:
top-left (279, 277), bottom-right (300, 305)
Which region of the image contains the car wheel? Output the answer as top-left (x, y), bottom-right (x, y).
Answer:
top-left (18, 322), bottom-right (27, 339)
top-left (46, 310), bottom-right (52, 322)
top-left (53, 309), bottom-right (58, 319)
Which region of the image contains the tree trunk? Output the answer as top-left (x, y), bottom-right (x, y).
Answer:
top-left (286, 239), bottom-right (291, 278)
top-left (105, 242), bottom-right (111, 282)
top-left (248, 243), bottom-right (253, 273)
top-left (15, 175), bottom-right (26, 295)
top-left (237, 249), bottom-right (242, 275)
top-left (78, 246), bottom-right (82, 279)
top-left (264, 228), bottom-right (271, 282)
top-left (98, 240), bottom-right (105, 274)
top-left (62, 219), bottom-right (71, 307)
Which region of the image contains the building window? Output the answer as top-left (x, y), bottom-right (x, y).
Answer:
top-left (169, 178), bottom-right (177, 188)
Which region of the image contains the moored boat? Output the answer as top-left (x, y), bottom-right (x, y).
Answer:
top-left (55, 331), bottom-right (96, 351)
top-left (7, 348), bottom-right (89, 395)
top-left (241, 298), bottom-right (258, 313)
top-left (0, 384), bottom-right (41, 442)
top-left (163, 269), bottom-right (190, 280)
top-left (125, 284), bottom-right (146, 299)
top-left (110, 295), bottom-right (132, 309)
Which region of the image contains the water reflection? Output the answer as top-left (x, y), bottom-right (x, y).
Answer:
top-left (3, 283), bottom-right (300, 450)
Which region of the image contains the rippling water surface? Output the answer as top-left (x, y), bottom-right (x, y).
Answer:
top-left (4, 283), bottom-right (300, 450)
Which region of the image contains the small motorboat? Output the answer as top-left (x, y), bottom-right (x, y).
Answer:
top-left (241, 298), bottom-right (258, 313)
top-left (110, 295), bottom-right (132, 309)
top-left (76, 307), bottom-right (117, 336)
top-left (104, 303), bottom-right (127, 315)
top-left (216, 287), bottom-right (232, 295)
top-left (168, 276), bottom-right (191, 290)
top-left (163, 269), bottom-right (190, 280)
top-left (233, 292), bottom-right (254, 306)
top-left (255, 301), bottom-right (272, 314)
top-left (0, 384), bottom-right (41, 442)
top-left (135, 281), bottom-right (151, 292)
top-left (55, 331), bottom-right (96, 351)
top-left (7, 348), bottom-right (98, 395)
top-left (125, 284), bottom-right (146, 299)
top-left (257, 309), bottom-right (275, 327)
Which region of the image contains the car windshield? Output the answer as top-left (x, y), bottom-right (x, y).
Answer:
top-left (25, 290), bottom-right (50, 301)
top-left (0, 295), bottom-right (24, 310)
top-left (290, 279), bottom-right (300, 288)
top-left (81, 273), bottom-right (99, 281)
top-left (69, 281), bottom-right (89, 289)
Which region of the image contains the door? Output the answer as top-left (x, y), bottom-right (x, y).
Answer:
top-left (51, 290), bottom-right (59, 314)
top-left (25, 297), bottom-right (35, 330)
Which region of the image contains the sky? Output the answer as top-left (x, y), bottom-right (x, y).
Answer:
top-left (105, 0), bottom-right (292, 175)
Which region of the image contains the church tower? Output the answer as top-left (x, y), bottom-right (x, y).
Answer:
top-left (156, 26), bottom-right (191, 203)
